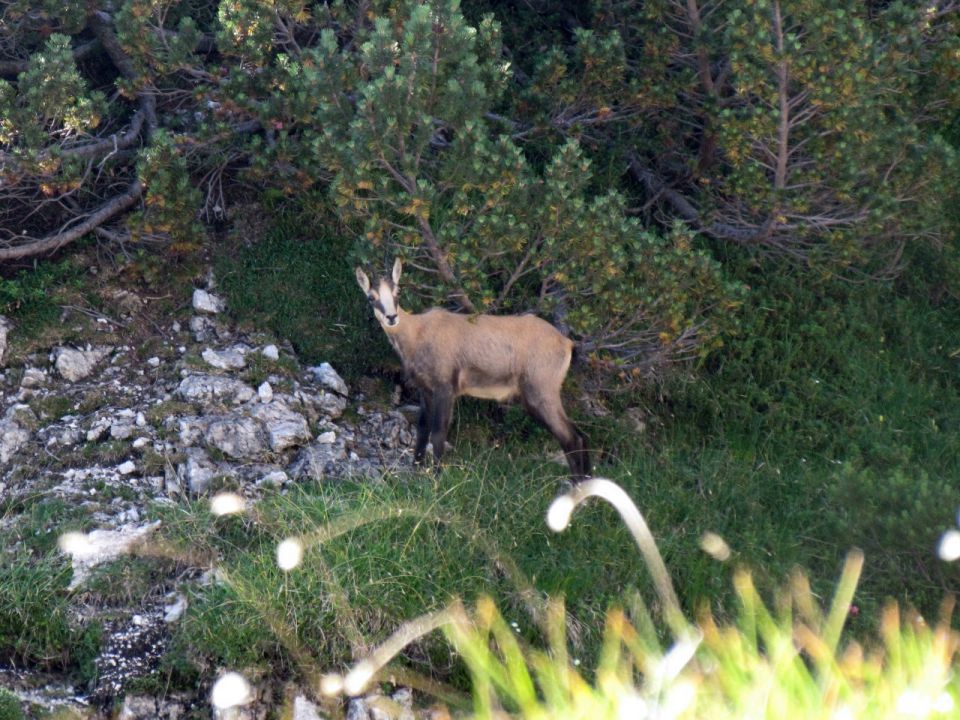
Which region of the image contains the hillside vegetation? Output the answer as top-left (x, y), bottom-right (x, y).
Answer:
top-left (2, 1), bottom-right (960, 718)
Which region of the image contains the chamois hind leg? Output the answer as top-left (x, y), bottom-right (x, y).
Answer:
top-left (522, 389), bottom-right (591, 481)
top-left (414, 389), bottom-right (432, 467)
top-left (429, 387), bottom-right (455, 471)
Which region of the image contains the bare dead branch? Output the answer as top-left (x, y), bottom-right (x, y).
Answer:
top-left (0, 180), bottom-right (143, 261)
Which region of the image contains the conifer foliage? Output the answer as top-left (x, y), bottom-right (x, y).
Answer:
top-left (1, 1), bottom-right (957, 375)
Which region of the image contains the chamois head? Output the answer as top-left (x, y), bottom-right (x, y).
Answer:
top-left (355, 258), bottom-right (403, 329)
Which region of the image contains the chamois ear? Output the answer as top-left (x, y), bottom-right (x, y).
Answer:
top-left (391, 258), bottom-right (402, 286)
top-left (355, 267), bottom-right (371, 293)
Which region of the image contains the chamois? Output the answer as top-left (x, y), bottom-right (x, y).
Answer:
top-left (355, 259), bottom-right (590, 480)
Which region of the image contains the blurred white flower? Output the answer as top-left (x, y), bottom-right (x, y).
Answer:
top-left (320, 673), bottom-right (344, 696)
top-left (617, 690), bottom-right (647, 720)
top-left (938, 529), bottom-right (960, 562)
top-left (210, 492), bottom-right (246, 516)
top-left (344, 660), bottom-right (374, 696)
top-left (700, 531), bottom-right (731, 562)
top-left (57, 531), bottom-right (93, 558)
top-left (934, 691), bottom-right (955, 714)
top-left (210, 672), bottom-right (252, 709)
top-left (276, 537), bottom-right (304, 571)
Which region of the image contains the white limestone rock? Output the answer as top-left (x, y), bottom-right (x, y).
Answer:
top-left (249, 402), bottom-right (312, 452)
top-left (53, 346), bottom-right (113, 382)
top-left (257, 381), bottom-right (273, 402)
top-left (58, 521), bottom-right (161, 589)
top-left (202, 346), bottom-right (247, 370)
top-left (177, 374), bottom-right (255, 405)
top-left (203, 415), bottom-right (269, 459)
top-left (308, 362), bottom-right (349, 396)
top-left (178, 447), bottom-right (218, 494)
top-left (0, 315), bottom-right (10, 366)
top-left (192, 288), bottom-right (225, 314)
top-left (0, 403), bottom-right (35, 464)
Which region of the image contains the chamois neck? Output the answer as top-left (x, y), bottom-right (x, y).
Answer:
top-left (382, 307), bottom-right (420, 351)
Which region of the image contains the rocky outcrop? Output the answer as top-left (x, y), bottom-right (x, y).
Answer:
top-left (0, 281), bottom-right (426, 719)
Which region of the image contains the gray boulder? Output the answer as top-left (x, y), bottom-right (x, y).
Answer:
top-left (202, 346), bottom-right (247, 370)
top-left (289, 437), bottom-right (349, 479)
top-left (53, 346), bottom-right (113, 382)
top-left (308, 362), bottom-right (349, 396)
top-left (297, 389), bottom-right (347, 421)
top-left (192, 288), bottom-right (225, 314)
top-left (249, 402), bottom-right (312, 452)
top-left (0, 315), bottom-right (10, 366)
top-left (0, 404), bottom-right (35, 464)
top-left (178, 447), bottom-right (219, 494)
top-left (177, 374), bottom-right (255, 405)
top-left (203, 415), bottom-right (269, 459)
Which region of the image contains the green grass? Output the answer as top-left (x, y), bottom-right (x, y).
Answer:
top-left (147, 438), bottom-right (839, 690)
top-left (0, 259), bottom-right (85, 338)
top-left (3, 196), bottom-right (957, 714)
top-left (658, 265), bottom-right (960, 619)
top-left (0, 497), bottom-right (101, 676)
top-left (155, 207), bottom-right (960, 697)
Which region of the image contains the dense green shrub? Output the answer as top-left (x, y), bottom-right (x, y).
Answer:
top-left (3, 0), bottom-right (958, 376)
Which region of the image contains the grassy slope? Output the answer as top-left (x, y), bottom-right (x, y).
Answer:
top-left (2, 212), bottom-right (959, 697)
top-left (183, 213), bottom-right (960, 687)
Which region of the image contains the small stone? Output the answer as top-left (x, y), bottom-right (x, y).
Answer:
top-left (178, 447), bottom-right (218, 494)
top-left (19, 367), bottom-right (45, 388)
top-left (111, 423), bottom-right (134, 440)
top-left (171, 321), bottom-right (182, 333)
top-left (118, 695), bottom-right (159, 720)
top-left (136, 411), bottom-right (147, 427)
top-left (132, 437), bottom-right (149, 450)
top-left (177, 374), bottom-right (255, 405)
top-left (308, 362), bottom-right (349, 396)
top-left (53, 346), bottom-right (113, 382)
top-left (204, 415), bottom-right (269, 459)
top-left (293, 695), bottom-right (324, 720)
top-left (147, 356), bottom-right (161, 367)
top-left (346, 698), bottom-right (370, 720)
top-left (58, 427), bottom-right (81, 446)
top-left (0, 315), bottom-right (10, 366)
top-left (0, 404), bottom-right (33, 463)
top-left (202, 346), bottom-right (247, 370)
top-left (262, 344), bottom-right (280, 360)
top-left (316, 431), bottom-right (336, 444)
top-left (261, 470), bottom-right (288, 486)
top-left (258, 382), bottom-right (273, 402)
top-left (118, 460), bottom-right (136, 475)
top-left (87, 423), bottom-right (110, 443)
top-left (192, 288), bottom-right (225, 314)
top-left (163, 593), bottom-right (188, 623)
top-left (249, 403), bottom-right (311, 452)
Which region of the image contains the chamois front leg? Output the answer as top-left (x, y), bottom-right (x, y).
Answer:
top-left (414, 389), bottom-right (432, 467)
top-left (429, 387), bottom-right (455, 471)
